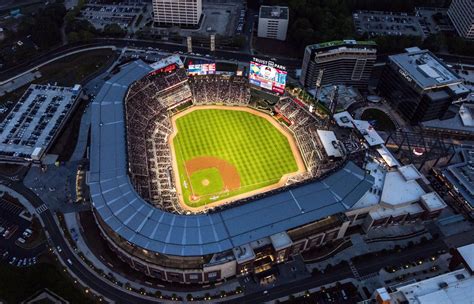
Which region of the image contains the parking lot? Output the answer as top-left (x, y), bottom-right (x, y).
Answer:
top-left (0, 197), bottom-right (46, 268)
top-left (79, 2), bottom-right (145, 30)
top-left (353, 10), bottom-right (425, 38)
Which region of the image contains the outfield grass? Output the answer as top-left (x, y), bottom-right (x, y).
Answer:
top-left (173, 108), bottom-right (298, 207)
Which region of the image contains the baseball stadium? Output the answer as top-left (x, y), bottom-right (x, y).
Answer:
top-left (88, 56), bottom-right (374, 284)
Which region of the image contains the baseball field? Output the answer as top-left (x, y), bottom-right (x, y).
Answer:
top-left (170, 106), bottom-right (305, 210)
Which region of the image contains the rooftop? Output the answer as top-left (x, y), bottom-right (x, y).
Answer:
top-left (421, 104), bottom-right (474, 135)
top-left (0, 84), bottom-right (81, 161)
top-left (149, 54), bottom-right (183, 71)
top-left (420, 192), bottom-right (447, 211)
top-left (457, 243), bottom-right (474, 272)
top-left (308, 39), bottom-right (376, 51)
top-left (442, 147), bottom-right (474, 208)
top-left (259, 6), bottom-right (289, 20)
top-left (316, 130), bottom-right (343, 158)
top-left (376, 145), bottom-right (401, 168)
top-left (333, 111), bottom-right (355, 129)
top-left (353, 119), bottom-right (385, 146)
top-left (389, 47), bottom-right (465, 90)
top-left (389, 268), bottom-right (474, 304)
top-left (381, 169), bottom-right (426, 206)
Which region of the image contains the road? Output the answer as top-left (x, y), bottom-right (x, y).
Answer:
top-left (228, 263), bottom-right (353, 304)
top-left (0, 171), bottom-right (457, 304)
top-left (352, 240), bottom-right (447, 277)
top-left (0, 38), bottom-right (302, 83)
top-left (0, 176), bottom-right (161, 303)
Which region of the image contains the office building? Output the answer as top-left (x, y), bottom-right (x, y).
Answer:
top-left (300, 40), bottom-right (377, 90)
top-left (448, 0), bottom-right (474, 39)
top-left (152, 0), bottom-right (202, 27)
top-left (257, 6), bottom-right (289, 41)
top-left (378, 47), bottom-right (469, 124)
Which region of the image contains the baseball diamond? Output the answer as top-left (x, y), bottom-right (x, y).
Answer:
top-left (170, 106), bottom-right (306, 209)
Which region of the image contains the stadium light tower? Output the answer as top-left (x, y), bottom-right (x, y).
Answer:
top-left (314, 69), bottom-right (324, 111)
top-left (326, 85), bottom-right (338, 128)
top-left (210, 34), bottom-right (215, 52)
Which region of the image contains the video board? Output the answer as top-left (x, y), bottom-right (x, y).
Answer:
top-left (249, 58), bottom-right (287, 94)
top-left (188, 63), bottom-right (216, 76)
top-left (148, 64), bottom-right (178, 77)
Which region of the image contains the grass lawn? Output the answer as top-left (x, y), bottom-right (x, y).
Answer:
top-left (361, 108), bottom-right (396, 131)
top-left (38, 49), bottom-right (117, 86)
top-left (173, 108), bottom-right (298, 207)
top-left (0, 262), bottom-right (94, 303)
top-left (189, 168), bottom-right (224, 196)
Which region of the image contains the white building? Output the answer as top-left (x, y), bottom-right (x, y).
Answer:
top-left (257, 6), bottom-right (289, 41)
top-left (152, 0), bottom-right (202, 27)
top-left (375, 268), bottom-right (474, 304)
top-left (448, 0), bottom-right (474, 39)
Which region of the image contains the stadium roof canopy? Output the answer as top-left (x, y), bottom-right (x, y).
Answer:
top-left (88, 60), bottom-right (374, 256)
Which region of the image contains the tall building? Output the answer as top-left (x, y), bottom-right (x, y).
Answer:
top-left (299, 40), bottom-right (377, 90)
top-left (448, 0), bottom-right (474, 39)
top-left (152, 0), bottom-right (202, 27)
top-left (378, 47), bottom-right (469, 124)
top-left (257, 6), bottom-right (289, 41)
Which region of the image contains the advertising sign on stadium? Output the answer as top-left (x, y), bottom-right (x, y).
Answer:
top-left (249, 58), bottom-right (287, 94)
top-left (188, 63), bottom-right (216, 76)
top-left (148, 63), bottom-right (177, 76)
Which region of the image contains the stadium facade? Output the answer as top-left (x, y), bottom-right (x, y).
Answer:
top-left (88, 58), bottom-right (447, 284)
top-left (299, 40), bottom-right (377, 90)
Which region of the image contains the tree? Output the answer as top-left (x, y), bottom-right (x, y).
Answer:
top-left (103, 23), bottom-right (126, 37)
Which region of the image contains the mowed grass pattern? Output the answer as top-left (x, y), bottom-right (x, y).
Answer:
top-left (173, 109), bottom-right (298, 207)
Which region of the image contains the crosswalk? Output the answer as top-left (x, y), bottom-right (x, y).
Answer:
top-left (349, 260), bottom-right (361, 280)
top-left (35, 204), bottom-right (48, 214)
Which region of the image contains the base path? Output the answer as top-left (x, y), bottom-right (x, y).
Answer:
top-left (186, 156), bottom-right (241, 191)
top-left (169, 105), bottom-right (306, 212)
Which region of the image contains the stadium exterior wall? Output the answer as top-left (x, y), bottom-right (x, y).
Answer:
top-left (87, 60), bottom-right (375, 284)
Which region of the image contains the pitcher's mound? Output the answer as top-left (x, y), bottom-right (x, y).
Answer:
top-left (202, 179), bottom-right (210, 186)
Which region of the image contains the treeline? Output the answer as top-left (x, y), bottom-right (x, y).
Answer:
top-left (251, 0), bottom-right (450, 53)
top-left (17, 3), bottom-right (66, 49)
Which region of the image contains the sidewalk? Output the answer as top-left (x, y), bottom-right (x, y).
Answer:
top-left (306, 229), bottom-right (432, 273)
top-left (63, 212), bottom-right (241, 302)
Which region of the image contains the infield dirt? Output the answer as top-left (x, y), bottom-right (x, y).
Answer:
top-left (169, 105), bottom-right (306, 212)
